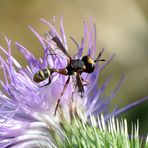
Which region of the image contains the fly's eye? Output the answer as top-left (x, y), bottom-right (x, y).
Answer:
top-left (82, 56), bottom-right (95, 73)
top-left (82, 56), bottom-right (95, 65)
top-left (82, 56), bottom-right (89, 63)
top-left (86, 63), bottom-right (95, 73)
top-left (89, 63), bottom-right (94, 68)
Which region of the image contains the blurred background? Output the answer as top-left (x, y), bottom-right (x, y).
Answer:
top-left (0, 0), bottom-right (147, 137)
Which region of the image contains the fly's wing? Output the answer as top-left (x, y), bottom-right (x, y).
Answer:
top-left (76, 73), bottom-right (84, 98)
top-left (49, 31), bottom-right (71, 60)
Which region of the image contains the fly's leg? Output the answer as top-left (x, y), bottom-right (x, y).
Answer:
top-left (54, 76), bottom-right (70, 116)
top-left (81, 77), bottom-right (89, 86)
top-left (39, 77), bottom-right (51, 87)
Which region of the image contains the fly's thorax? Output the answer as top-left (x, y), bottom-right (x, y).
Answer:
top-left (66, 59), bottom-right (85, 75)
top-left (66, 64), bottom-right (75, 75)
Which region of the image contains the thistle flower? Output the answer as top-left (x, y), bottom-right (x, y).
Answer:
top-left (0, 17), bottom-right (147, 147)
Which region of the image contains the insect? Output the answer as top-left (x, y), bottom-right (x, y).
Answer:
top-left (49, 32), bottom-right (105, 115)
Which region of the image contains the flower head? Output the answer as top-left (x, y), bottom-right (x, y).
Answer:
top-left (0, 17), bottom-right (147, 147)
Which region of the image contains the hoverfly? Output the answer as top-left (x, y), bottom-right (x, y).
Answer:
top-left (49, 32), bottom-right (105, 115)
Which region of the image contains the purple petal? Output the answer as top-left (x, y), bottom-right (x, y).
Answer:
top-left (105, 96), bottom-right (148, 121)
top-left (28, 25), bottom-right (47, 50)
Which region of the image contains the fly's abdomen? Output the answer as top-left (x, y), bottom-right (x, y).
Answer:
top-left (33, 68), bottom-right (51, 83)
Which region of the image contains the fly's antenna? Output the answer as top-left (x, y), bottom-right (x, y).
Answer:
top-left (94, 48), bottom-right (106, 63)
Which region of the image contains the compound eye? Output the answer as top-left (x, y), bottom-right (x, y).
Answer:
top-left (84, 63), bottom-right (95, 73)
top-left (87, 63), bottom-right (95, 73)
